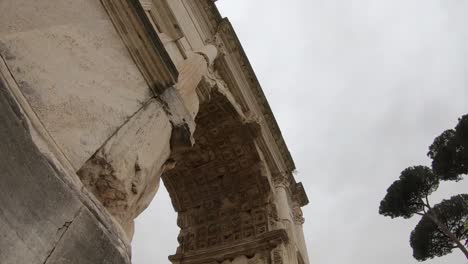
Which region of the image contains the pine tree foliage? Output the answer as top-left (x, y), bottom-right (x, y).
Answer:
top-left (410, 194), bottom-right (468, 261)
top-left (379, 114), bottom-right (468, 261)
top-left (379, 166), bottom-right (439, 218)
top-left (428, 115), bottom-right (468, 181)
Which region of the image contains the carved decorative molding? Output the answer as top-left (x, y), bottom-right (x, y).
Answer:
top-left (291, 182), bottom-right (309, 207)
top-left (161, 90), bottom-right (292, 263)
top-left (100, 0), bottom-right (178, 95)
top-left (292, 206), bottom-right (305, 225)
top-left (272, 172), bottom-right (290, 189)
top-left (178, 1), bottom-right (297, 177)
top-left (145, 0), bottom-right (183, 41)
top-left (163, 91), bottom-right (265, 211)
top-left (169, 229), bottom-right (288, 264)
top-left (247, 254), bottom-right (268, 264)
top-left (268, 203), bottom-right (280, 229)
top-left (272, 246), bottom-right (285, 264)
top-left (213, 18), bottom-right (296, 173)
top-left (182, 0), bottom-right (222, 40)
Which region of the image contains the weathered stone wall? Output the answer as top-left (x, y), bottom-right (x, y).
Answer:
top-left (0, 74), bottom-right (130, 264)
top-left (0, 0), bottom-right (152, 170)
top-left (0, 0), bottom-right (310, 263)
top-left (0, 0), bottom-right (167, 261)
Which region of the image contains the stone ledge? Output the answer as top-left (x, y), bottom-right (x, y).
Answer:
top-left (169, 229), bottom-right (289, 264)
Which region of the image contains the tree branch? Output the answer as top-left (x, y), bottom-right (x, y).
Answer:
top-left (425, 194), bottom-right (432, 209)
top-left (426, 212), bottom-right (468, 259)
top-left (418, 198), bottom-right (430, 209)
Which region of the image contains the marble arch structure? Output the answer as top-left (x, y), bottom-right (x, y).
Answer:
top-left (0, 1), bottom-right (309, 263)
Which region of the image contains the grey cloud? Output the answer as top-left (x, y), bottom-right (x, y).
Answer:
top-left (132, 1), bottom-right (468, 263)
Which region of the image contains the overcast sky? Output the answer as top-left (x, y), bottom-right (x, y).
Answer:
top-left (133, 1), bottom-right (468, 263)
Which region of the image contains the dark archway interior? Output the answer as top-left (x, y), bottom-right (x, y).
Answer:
top-left (162, 91), bottom-right (274, 257)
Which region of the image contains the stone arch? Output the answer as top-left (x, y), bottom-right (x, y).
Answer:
top-left (162, 87), bottom-right (286, 263)
top-left (0, 1), bottom-right (310, 263)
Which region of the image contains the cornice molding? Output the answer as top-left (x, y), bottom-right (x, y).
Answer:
top-left (100, 0), bottom-right (178, 95)
top-left (180, 1), bottom-right (296, 174)
top-left (292, 206), bottom-right (306, 225)
top-left (292, 182), bottom-right (309, 207)
top-left (211, 18), bottom-right (313, 209)
top-left (212, 18), bottom-right (296, 174)
top-left (272, 172), bottom-right (290, 189)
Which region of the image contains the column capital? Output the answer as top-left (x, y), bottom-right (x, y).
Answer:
top-left (272, 172), bottom-right (290, 189)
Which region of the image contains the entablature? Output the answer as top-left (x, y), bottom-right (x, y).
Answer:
top-left (100, 0), bottom-right (178, 95)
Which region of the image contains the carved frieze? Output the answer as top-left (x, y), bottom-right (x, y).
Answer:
top-left (292, 206), bottom-right (305, 225)
top-left (170, 229), bottom-right (288, 264)
top-left (212, 17), bottom-right (297, 174)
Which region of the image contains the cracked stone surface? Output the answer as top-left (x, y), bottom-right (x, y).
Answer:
top-left (0, 76), bottom-right (130, 264)
top-left (44, 207), bottom-right (130, 264)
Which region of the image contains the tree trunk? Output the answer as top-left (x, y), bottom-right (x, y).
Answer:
top-left (426, 213), bottom-right (468, 259)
